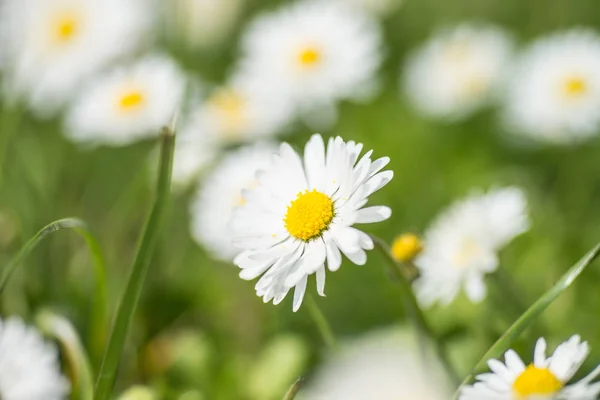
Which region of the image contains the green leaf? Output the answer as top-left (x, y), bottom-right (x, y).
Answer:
top-left (452, 243), bottom-right (600, 399)
top-left (93, 126), bottom-right (175, 400)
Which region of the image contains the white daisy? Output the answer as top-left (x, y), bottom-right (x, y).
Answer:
top-left (237, 0), bottom-right (382, 122)
top-left (190, 143), bottom-right (277, 261)
top-left (171, 122), bottom-right (217, 187)
top-left (461, 335), bottom-right (600, 400)
top-left (403, 23), bottom-right (513, 121)
top-left (503, 29), bottom-right (600, 144)
top-left (188, 73), bottom-right (294, 145)
top-left (0, 317), bottom-right (70, 399)
top-left (230, 134), bottom-right (393, 311)
top-left (300, 327), bottom-right (451, 400)
top-left (414, 187), bottom-right (529, 307)
top-left (0, 0), bottom-right (153, 116)
top-left (65, 54), bottom-right (186, 147)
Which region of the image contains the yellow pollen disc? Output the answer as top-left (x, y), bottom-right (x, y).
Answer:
top-left (298, 47), bottom-right (321, 67)
top-left (512, 365), bottom-right (563, 398)
top-left (119, 91), bottom-right (144, 110)
top-left (54, 15), bottom-right (78, 42)
top-left (284, 190), bottom-right (334, 241)
top-left (563, 76), bottom-right (588, 97)
top-left (391, 233), bottom-right (423, 263)
top-left (453, 237), bottom-right (482, 268)
top-left (208, 89), bottom-right (246, 136)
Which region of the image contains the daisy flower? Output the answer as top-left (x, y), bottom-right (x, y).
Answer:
top-left (237, 0), bottom-right (382, 123)
top-left (0, 0), bottom-right (152, 116)
top-left (190, 143), bottom-right (277, 261)
top-left (0, 317), bottom-right (70, 399)
top-left (414, 187), bottom-right (529, 307)
top-left (461, 335), bottom-right (600, 400)
top-left (403, 23), bottom-right (513, 121)
top-left (300, 327), bottom-right (451, 399)
top-left (230, 134), bottom-right (393, 311)
top-left (503, 29), bottom-right (600, 144)
top-left (65, 54), bottom-right (186, 147)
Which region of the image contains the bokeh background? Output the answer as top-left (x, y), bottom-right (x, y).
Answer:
top-left (3, 0), bottom-right (600, 398)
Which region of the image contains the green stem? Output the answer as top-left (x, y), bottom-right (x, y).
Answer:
top-left (371, 235), bottom-right (459, 384)
top-left (282, 377), bottom-right (305, 400)
top-left (93, 127), bottom-right (175, 400)
top-left (0, 105), bottom-right (21, 188)
top-left (306, 294), bottom-right (337, 350)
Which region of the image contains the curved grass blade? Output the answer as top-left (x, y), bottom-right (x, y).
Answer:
top-left (37, 309), bottom-right (94, 400)
top-left (452, 243), bottom-right (600, 399)
top-left (93, 126), bottom-right (175, 400)
top-left (0, 217), bottom-right (108, 365)
top-left (282, 377), bottom-right (305, 400)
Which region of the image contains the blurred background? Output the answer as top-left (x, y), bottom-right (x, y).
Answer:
top-left (3, 0), bottom-right (600, 398)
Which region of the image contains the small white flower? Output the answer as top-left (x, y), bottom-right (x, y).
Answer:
top-left (461, 335), bottom-right (600, 400)
top-left (414, 187), bottom-right (529, 307)
top-left (300, 327), bottom-right (451, 400)
top-left (503, 29), bottom-right (600, 144)
top-left (403, 23), bottom-right (513, 121)
top-left (190, 143), bottom-right (277, 261)
top-left (230, 134), bottom-right (393, 311)
top-left (237, 0), bottom-right (382, 122)
top-left (0, 0), bottom-right (153, 116)
top-left (65, 54), bottom-right (186, 147)
top-left (0, 317), bottom-right (70, 399)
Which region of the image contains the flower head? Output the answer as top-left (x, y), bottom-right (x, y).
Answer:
top-left (403, 23), bottom-right (513, 121)
top-left (503, 29), bottom-right (600, 144)
top-left (0, 317), bottom-right (70, 399)
top-left (65, 54), bottom-right (186, 146)
top-left (231, 134), bottom-right (393, 311)
top-left (391, 232), bottom-right (423, 263)
top-left (0, 0), bottom-right (153, 116)
top-left (414, 187), bottom-right (529, 307)
top-left (461, 335), bottom-right (600, 400)
top-left (190, 143), bottom-right (277, 261)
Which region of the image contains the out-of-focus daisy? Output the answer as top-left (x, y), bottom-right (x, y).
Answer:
top-left (0, 0), bottom-right (152, 116)
top-left (190, 143), bottom-right (277, 261)
top-left (403, 23), bottom-right (513, 121)
top-left (461, 335), bottom-right (600, 400)
top-left (0, 317), bottom-right (70, 399)
top-left (189, 74), bottom-right (294, 145)
top-left (230, 134), bottom-right (393, 311)
top-left (164, 0), bottom-right (243, 50)
top-left (414, 187), bottom-right (529, 307)
top-left (503, 29), bottom-right (600, 144)
top-left (237, 0), bottom-right (382, 123)
top-left (300, 327), bottom-right (451, 399)
top-left (65, 54), bottom-right (186, 147)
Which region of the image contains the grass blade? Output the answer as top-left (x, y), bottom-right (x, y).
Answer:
top-left (93, 126), bottom-right (175, 400)
top-left (282, 377), bottom-right (305, 400)
top-left (452, 243), bottom-right (600, 399)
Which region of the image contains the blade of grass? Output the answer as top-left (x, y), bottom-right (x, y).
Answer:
top-left (37, 309), bottom-right (94, 400)
top-left (282, 377), bottom-right (305, 400)
top-left (306, 294), bottom-right (337, 350)
top-left (0, 217), bottom-right (107, 366)
top-left (452, 243), bottom-right (600, 399)
top-left (93, 126), bottom-right (175, 400)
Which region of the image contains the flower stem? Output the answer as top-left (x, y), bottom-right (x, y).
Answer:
top-left (93, 126), bottom-right (175, 400)
top-left (371, 235), bottom-right (459, 384)
top-left (306, 294), bottom-right (337, 350)
top-left (282, 377), bottom-right (305, 400)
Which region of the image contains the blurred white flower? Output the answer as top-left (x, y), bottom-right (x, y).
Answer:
top-left (503, 29), bottom-right (600, 145)
top-left (403, 23), bottom-right (513, 121)
top-left (414, 187), bottom-right (529, 307)
top-left (0, 0), bottom-right (153, 116)
top-left (171, 124), bottom-right (217, 187)
top-left (65, 54), bottom-right (186, 147)
top-left (0, 317), bottom-right (70, 399)
top-left (231, 134), bottom-right (392, 311)
top-left (164, 0), bottom-right (243, 50)
top-left (190, 143), bottom-right (277, 261)
top-left (237, 0), bottom-right (382, 124)
top-left (300, 327), bottom-right (451, 400)
top-left (461, 335), bottom-right (600, 400)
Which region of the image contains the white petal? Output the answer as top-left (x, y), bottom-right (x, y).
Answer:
top-left (354, 206), bottom-right (392, 223)
top-left (292, 276), bottom-right (308, 312)
top-left (316, 266), bottom-right (326, 296)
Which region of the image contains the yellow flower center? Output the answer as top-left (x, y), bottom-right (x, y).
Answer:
top-left (118, 91), bottom-right (145, 111)
top-left (53, 14), bottom-right (78, 43)
top-left (513, 365), bottom-right (563, 398)
top-left (391, 233), bottom-right (423, 263)
top-left (453, 237), bottom-right (482, 268)
top-left (563, 76), bottom-right (587, 98)
top-left (284, 190), bottom-right (334, 241)
top-left (207, 89), bottom-right (246, 137)
top-left (298, 47), bottom-right (321, 67)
